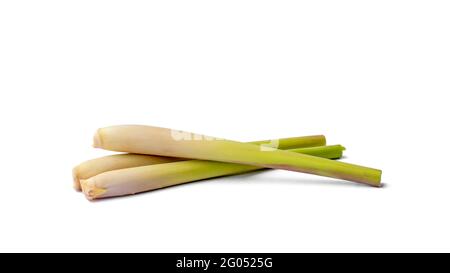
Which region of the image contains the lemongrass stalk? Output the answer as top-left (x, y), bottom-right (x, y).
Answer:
top-left (72, 134), bottom-right (325, 191)
top-left (72, 154), bottom-right (180, 191)
top-left (82, 145), bottom-right (345, 199)
top-left (93, 125), bottom-right (382, 186)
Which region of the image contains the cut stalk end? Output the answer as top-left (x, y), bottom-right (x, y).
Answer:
top-left (371, 169), bottom-right (383, 187)
top-left (80, 178), bottom-right (106, 200)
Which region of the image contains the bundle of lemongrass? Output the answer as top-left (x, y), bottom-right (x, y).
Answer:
top-left (73, 125), bottom-right (382, 200)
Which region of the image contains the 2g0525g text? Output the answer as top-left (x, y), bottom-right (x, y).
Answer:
top-left (220, 257), bottom-right (272, 268)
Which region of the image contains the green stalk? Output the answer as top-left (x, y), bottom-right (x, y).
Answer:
top-left (82, 145), bottom-right (345, 199)
top-left (93, 125), bottom-right (381, 187)
top-left (72, 134), bottom-right (325, 191)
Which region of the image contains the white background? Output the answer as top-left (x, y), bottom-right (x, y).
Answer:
top-left (1, 1), bottom-right (449, 252)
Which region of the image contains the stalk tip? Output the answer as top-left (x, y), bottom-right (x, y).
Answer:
top-left (80, 178), bottom-right (107, 200)
top-left (72, 168), bottom-right (82, 191)
top-left (367, 169), bottom-right (382, 187)
top-left (93, 129), bottom-right (103, 148)
top-left (375, 169), bottom-right (383, 187)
